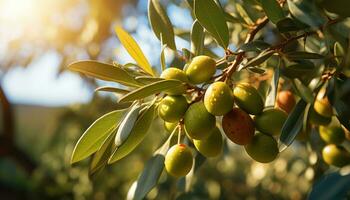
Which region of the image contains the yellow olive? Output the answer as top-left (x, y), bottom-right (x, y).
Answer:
top-left (314, 89), bottom-right (333, 118)
top-left (254, 108), bottom-right (288, 136)
top-left (319, 125), bottom-right (345, 144)
top-left (244, 132), bottom-right (279, 163)
top-left (184, 101), bottom-right (216, 140)
top-left (233, 83), bottom-right (264, 115)
top-left (160, 67), bottom-right (188, 95)
top-left (158, 95), bottom-right (188, 122)
top-left (276, 90), bottom-right (296, 113)
top-left (185, 56), bottom-right (216, 84)
top-left (309, 107), bottom-right (331, 126)
top-left (165, 144), bottom-right (193, 177)
top-left (204, 81), bottom-right (234, 116)
top-left (322, 144), bottom-right (350, 167)
top-left (222, 108), bottom-right (255, 145)
top-left (164, 121), bottom-right (178, 133)
top-left (193, 127), bottom-right (223, 157)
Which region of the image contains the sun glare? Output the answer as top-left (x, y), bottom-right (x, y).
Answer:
top-left (0, 0), bottom-right (37, 23)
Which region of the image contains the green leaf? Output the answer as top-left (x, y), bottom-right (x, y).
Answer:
top-left (245, 50), bottom-right (275, 68)
top-left (89, 131), bottom-right (116, 176)
top-left (68, 61), bottom-right (141, 87)
top-left (235, 3), bottom-right (254, 26)
top-left (95, 86), bottom-right (130, 95)
top-left (128, 129), bottom-right (176, 200)
top-left (239, 40), bottom-right (271, 52)
top-left (115, 104), bottom-right (143, 147)
top-left (160, 41), bottom-right (166, 72)
top-left (285, 51), bottom-right (324, 60)
top-left (108, 104), bottom-right (156, 164)
top-left (119, 80), bottom-right (184, 103)
top-left (247, 67), bottom-right (266, 74)
top-left (115, 27), bottom-right (155, 76)
top-left (334, 42), bottom-right (345, 65)
top-left (292, 79), bottom-right (314, 104)
top-left (135, 76), bottom-right (165, 85)
top-left (148, 0), bottom-right (176, 50)
top-left (287, 0), bottom-right (326, 28)
top-left (191, 20), bottom-right (205, 56)
top-left (261, 0), bottom-right (285, 24)
top-left (279, 99), bottom-right (307, 152)
top-left (265, 66), bottom-right (279, 107)
top-left (276, 17), bottom-right (308, 33)
top-left (194, 0), bottom-right (229, 48)
top-left (70, 109), bottom-right (127, 164)
top-left (308, 172), bottom-right (350, 200)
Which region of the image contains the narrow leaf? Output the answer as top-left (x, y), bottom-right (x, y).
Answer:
top-left (235, 3), bottom-right (254, 26)
top-left (265, 67), bottom-right (279, 107)
top-left (261, 0), bottom-right (285, 24)
top-left (287, 0), bottom-right (326, 27)
top-left (119, 80), bottom-right (183, 103)
top-left (115, 27), bottom-right (155, 76)
top-left (148, 0), bottom-right (176, 50)
top-left (194, 0), bottom-right (229, 48)
top-left (108, 104), bottom-right (156, 164)
top-left (245, 50), bottom-right (274, 68)
top-left (135, 76), bottom-right (165, 85)
top-left (71, 109), bottom-right (127, 164)
top-left (95, 86), bottom-right (130, 95)
top-left (239, 40), bottom-right (271, 52)
top-left (191, 20), bottom-right (205, 56)
top-left (286, 51), bottom-right (324, 60)
top-left (68, 61), bottom-right (141, 87)
top-left (279, 99), bottom-right (307, 151)
top-left (292, 79), bottom-right (314, 104)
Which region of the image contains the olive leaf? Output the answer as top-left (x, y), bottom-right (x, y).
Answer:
top-left (277, 17), bottom-right (307, 33)
top-left (285, 51), bottom-right (324, 60)
top-left (191, 20), bottom-right (205, 56)
top-left (135, 76), bottom-right (165, 85)
top-left (115, 27), bottom-right (155, 76)
top-left (278, 99), bottom-right (307, 152)
top-left (119, 79), bottom-right (184, 103)
top-left (70, 109), bottom-right (128, 164)
top-left (239, 40), bottom-right (271, 52)
top-left (95, 86), bottom-right (130, 95)
top-left (194, 0), bottom-right (229, 48)
top-left (261, 0), bottom-right (285, 24)
top-left (160, 37), bottom-right (167, 72)
top-left (245, 50), bottom-right (275, 68)
top-left (108, 104), bottom-right (156, 164)
top-left (287, 0), bottom-right (326, 28)
top-left (235, 3), bottom-right (254, 26)
top-left (265, 66), bottom-right (279, 107)
top-left (148, 0), bottom-right (176, 50)
top-left (292, 79), bottom-right (314, 104)
top-left (68, 61), bottom-right (141, 87)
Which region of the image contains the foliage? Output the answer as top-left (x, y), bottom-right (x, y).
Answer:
top-left (68, 0), bottom-right (350, 199)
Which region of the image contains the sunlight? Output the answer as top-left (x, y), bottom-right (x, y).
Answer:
top-left (0, 0), bottom-right (38, 23)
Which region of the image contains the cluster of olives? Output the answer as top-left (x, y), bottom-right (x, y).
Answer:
top-left (159, 55), bottom-right (349, 178)
top-left (310, 89), bottom-right (350, 167)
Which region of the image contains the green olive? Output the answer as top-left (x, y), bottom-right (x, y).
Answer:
top-left (309, 107), bottom-right (332, 126)
top-left (233, 83), bottom-right (264, 115)
top-left (204, 81), bottom-right (234, 116)
top-left (158, 95), bottom-right (188, 122)
top-left (184, 101), bottom-right (216, 140)
top-left (254, 108), bottom-right (288, 136)
top-left (322, 144), bottom-right (350, 167)
top-left (160, 67), bottom-right (188, 95)
top-left (276, 90), bottom-right (296, 113)
top-left (244, 132), bottom-right (279, 163)
top-left (222, 108), bottom-right (255, 145)
top-left (193, 127), bottom-right (223, 157)
top-left (185, 56), bottom-right (216, 84)
top-left (314, 89), bottom-right (333, 118)
top-left (319, 125), bottom-right (345, 144)
top-left (165, 144), bottom-right (193, 177)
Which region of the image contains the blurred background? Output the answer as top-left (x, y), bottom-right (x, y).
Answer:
top-left (0, 0), bottom-right (319, 199)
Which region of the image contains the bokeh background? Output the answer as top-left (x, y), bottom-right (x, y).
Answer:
top-left (0, 0), bottom-right (323, 199)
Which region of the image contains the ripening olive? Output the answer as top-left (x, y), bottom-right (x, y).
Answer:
top-left (222, 108), bottom-right (255, 145)
top-left (314, 89), bottom-right (333, 118)
top-left (193, 127), bottom-right (223, 157)
top-left (233, 83), bottom-right (264, 115)
top-left (158, 95), bottom-right (188, 122)
top-left (276, 90), bottom-right (296, 113)
top-left (244, 132), bottom-right (279, 163)
top-left (254, 108), bottom-right (288, 136)
top-left (160, 67), bottom-right (188, 95)
top-left (319, 125), bottom-right (345, 144)
top-left (320, 0), bottom-right (350, 17)
top-left (185, 56), bottom-right (216, 84)
top-left (164, 121), bottom-right (178, 133)
top-left (322, 144), bottom-right (350, 167)
top-left (204, 81), bottom-right (234, 116)
top-left (184, 101), bottom-right (216, 140)
top-left (309, 107), bottom-right (331, 126)
top-left (165, 144), bottom-right (193, 177)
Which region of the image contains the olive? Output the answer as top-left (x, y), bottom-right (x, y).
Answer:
top-left (244, 132), bottom-right (279, 163)
top-left (254, 108), bottom-right (288, 136)
top-left (193, 127), bottom-right (223, 157)
top-left (204, 81), bottom-right (234, 116)
top-left (322, 144), bottom-right (350, 167)
top-left (319, 125), bottom-right (345, 144)
top-left (185, 56), bottom-right (216, 84)
top-left (158, 95), bottom-right (188, 122)
top-left (233, 83), bottom-right (264, 115)
top-left (160, 67), bottom-right (188, 95)
top-left (276, 90), bottom-right (296, 113)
